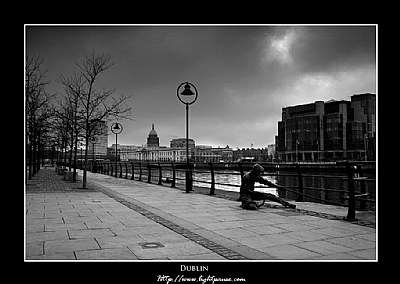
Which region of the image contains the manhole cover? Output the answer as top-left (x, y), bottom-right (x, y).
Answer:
top-left (139, 242), bottom-right (165, 249)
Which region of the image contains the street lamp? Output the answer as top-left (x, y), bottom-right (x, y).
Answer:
top-left (111, 122), bottom-right (123, 177)
top-left (177, 82), bottom-right (198, 193)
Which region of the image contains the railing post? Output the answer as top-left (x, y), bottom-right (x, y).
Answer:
top-left (110, 162), bottom-right (114, 176)
top-left (171, 162), bottom-right (176, 188)
top-left (138, 162), bottom-right (142, 181)
top-left (358, 165), bottom-right (367, 211)
top-left (147, 163), bottom-right (152, 183)
top-left (130, 162), bottom-right (135, 180)
top-left (295, 163), bottom-right (304, 202)
top-left (158, 162), bottom-right (162, 185)
top-left (359, 179), bottom-right (367, 211)
top-left (345, 161), bottom-right (356, 221)
top-left (119, 162), bottom-right (123, 178)
top-left (124, 162), bottom-right (128, 179)
top-left (188, 163), bottom-right (193, 192)
top-left (238, 162), bottom-right (244, 183)
top-left (209, 162), bottom-right (215, 195)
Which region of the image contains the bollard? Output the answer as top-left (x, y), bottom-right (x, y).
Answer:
top-left (119, 162), bottom-right (123, 178)
top-left (345, 161), bottom-right (356, 221)
top-left (209, 162), bottom-right (215, 195)
top-left (110, 162), bottom-right (114, 176)
top-left (125, 162), bottom-right (128, 179)
top-left (295, 163), bottom-right (304, 202)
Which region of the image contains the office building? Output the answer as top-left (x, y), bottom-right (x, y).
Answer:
top-left (276, 93), bottom-right (376, 162)
top-left (87, 120), bottom-right (108, 159)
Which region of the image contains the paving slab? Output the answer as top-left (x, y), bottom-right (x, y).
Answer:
top-left (81, 170), bottom-right (377, 261)
top-left (25, 168), bottom-right (377, 261)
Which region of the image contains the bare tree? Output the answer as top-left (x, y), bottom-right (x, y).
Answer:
top-left (68, 50), bottom-right (132, 189)
top-left (57, 73), bottom-right (86, 181)
top-left (25, 55), bottom-right (54, 180)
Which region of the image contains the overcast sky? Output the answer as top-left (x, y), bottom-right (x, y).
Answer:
top-left (25, 25), bottom-right (376, 149)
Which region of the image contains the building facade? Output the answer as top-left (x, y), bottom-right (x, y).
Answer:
top-left (170, 138), bottom-right (195, 150)
top-left (276, 93), bottom-right (376, 162)
top-left (107, 125), bottom-right (195, 162)
top-left (193, 145), bottom-right (234, 162)
top-left (267, 144), bottom-right (276, 160)
top-left (87, 120), bottom-right (108, 159)
top-left (233, 147), bottom-right (269, 162)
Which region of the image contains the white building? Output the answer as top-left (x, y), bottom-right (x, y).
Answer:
top-left (127, 147), bottom-right (189, 162)
top-left (110, 125), bottom-right (192, 162)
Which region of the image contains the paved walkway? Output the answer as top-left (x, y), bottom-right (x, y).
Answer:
top-left (25, 167), bottom-right (376, 261)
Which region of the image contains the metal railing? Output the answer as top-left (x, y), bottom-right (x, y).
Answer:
top-left (82, 160), bottom-right (375, 222)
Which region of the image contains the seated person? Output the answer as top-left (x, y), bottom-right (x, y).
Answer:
top-left (238, 164), bottom-right (296, 210)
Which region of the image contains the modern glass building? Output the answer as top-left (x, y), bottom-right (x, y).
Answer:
top-left (276, 93), bottom-right (376, 162)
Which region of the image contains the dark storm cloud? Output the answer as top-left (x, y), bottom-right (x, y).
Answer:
top-left (25, 25), bottom-right (376, 148)
top-left (291, 26), bottom-right (376, 73)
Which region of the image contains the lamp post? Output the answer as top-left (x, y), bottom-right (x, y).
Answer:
top-left (111, 122), bottom-right (123, 177)
top-left (177, 82), bottom-right (198, 193)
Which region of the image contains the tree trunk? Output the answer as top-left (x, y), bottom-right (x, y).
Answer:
top-left (82, 131), bottom-right (89, 189)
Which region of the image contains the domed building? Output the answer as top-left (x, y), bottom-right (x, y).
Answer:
top-left (147, 123), bottom-right (159, 147)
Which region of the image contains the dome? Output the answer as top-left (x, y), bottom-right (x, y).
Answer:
top-left (147, 123), bottom-right (159, 147)
top-left (148, 123), bottom-right (158, 136)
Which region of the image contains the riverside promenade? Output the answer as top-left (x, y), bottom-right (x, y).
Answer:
top-left (25, 167), bottom-right (376, 261)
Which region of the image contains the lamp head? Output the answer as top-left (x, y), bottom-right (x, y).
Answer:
top-left (180, 82), bottom-right (195, 96)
